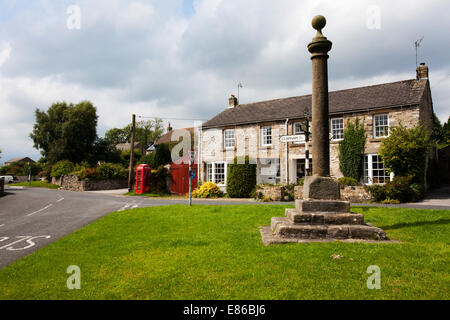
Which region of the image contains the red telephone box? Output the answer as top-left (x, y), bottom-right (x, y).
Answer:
top-left (135, 164), bottom-right (152, 194)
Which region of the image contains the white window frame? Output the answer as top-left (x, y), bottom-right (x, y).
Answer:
top-left (373, 114), bottom-right (389, 138)
top-left (223, 129), bottom-right (235, 149)
top-left (331, 117), bottom-right (344, 141)
top-left (364, 154), bottom-right (394, 185)
top-left (206, 162), bottom-right (228, 186)
top-left (261, 126), bottom-right (273, 147)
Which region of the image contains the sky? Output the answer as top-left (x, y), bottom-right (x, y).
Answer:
top-left (0, 0), bottom-right (449, 163)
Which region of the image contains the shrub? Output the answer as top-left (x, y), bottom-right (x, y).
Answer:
top-left (297, 178), bottom-right (305, 186)
top-left (77, 168), bottom-right (100, 181)
top-left (149, 166), bottom-right (171, 194)
top-left (226, 156), bottom-right (257, 198)
top-left (192, 182), bottom-right (222, 199)
top-left (339, 119), bottom-right (366, 181)
top-left (338, 177), bottom-right (358, 187)
top-left (153, 144), bottom-right (172, 167)
top-left (138, 153), bottom-right (155, 167)
top-left (97, 163), bottom-right (128, 180)
top-left (366, 175), bottom-right (423, 203)
top-left (51, 160), bottom-right (75, 178)
top-left (379, 123), bottom-right (432, 183)
top-left (366, 184), bottom-right (387, 202)
top-left (381, 199), bottom-right (401, 205)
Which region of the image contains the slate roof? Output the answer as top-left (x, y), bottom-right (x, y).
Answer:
top-left (203, 79), bottom-right (427, 128)
top-left (155, 128), bottom-right (195, 145)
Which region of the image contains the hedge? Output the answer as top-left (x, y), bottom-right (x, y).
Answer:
top-left (226, 156), bottom-right (257, 198)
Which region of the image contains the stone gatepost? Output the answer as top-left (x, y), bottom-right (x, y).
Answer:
top-left (260, 15), bottom-right (389, 244)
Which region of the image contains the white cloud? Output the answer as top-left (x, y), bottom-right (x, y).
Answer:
top-left (0, 0), bottom-right (449, 162)
top-left (0, 42), bottom-right (11, 67)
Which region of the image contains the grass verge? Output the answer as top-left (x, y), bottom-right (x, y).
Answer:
top-left (10, 181), bottom-right (59, 189)
top-left (0, 205), bottom-right (448, 300)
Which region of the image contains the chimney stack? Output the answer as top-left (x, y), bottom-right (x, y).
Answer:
top-left (228, 94), bottom-right (238, 108)
top-left (416, 62), bottom-right (429, 80)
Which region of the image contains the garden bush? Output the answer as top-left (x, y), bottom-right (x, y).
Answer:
top-left (226, 156), bottom-right (257, 198)
top-left (338, 177), bottom-right (358, 187)
top-left (149, 166), bottom-right (171, 194)
top-left (192, 182), bottom-right (222, 199)
top-left (379, 123), bottom-right (432, 183)
top-left (366, 175), bottom-right (423, 203)
top-left (97, 163), bottom-right (128, 180)
top-left (51, 160), bottom-right (75, 178)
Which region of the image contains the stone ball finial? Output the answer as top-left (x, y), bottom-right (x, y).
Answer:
top-left (312, 15), bottom-right (326, 31)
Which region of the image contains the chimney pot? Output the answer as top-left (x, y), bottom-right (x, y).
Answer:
top-left (228, 94), bottom-right (238, 108)
top-left (416, 62), bottom-right (429, 80)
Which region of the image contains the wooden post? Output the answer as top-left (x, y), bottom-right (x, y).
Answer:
top-left (128, 114), bottom-right (136, 192)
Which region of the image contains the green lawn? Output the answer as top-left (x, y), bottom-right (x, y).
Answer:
top-left (0, 205), bottom-right (448, 300)
top-left (10, 181), bottom-right (59, 189)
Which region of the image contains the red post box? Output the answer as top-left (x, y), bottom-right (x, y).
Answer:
top-left (135, 164), bottom-right (152, 194)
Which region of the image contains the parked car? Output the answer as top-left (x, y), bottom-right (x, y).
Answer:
top-left (0, 175), bottom-right (15, 184)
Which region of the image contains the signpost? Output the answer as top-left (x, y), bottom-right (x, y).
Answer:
top-left (280, 135), bottom-right (307, 143)
top-left (189, 151), bottom-right (196, 207)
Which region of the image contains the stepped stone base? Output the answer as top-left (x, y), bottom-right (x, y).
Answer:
top-left (261, 199), bottom-right (390, 245)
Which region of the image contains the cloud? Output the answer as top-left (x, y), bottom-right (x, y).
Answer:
top-left (0, 0), bottom-right (449, 162)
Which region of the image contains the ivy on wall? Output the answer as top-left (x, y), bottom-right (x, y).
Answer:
top-left (338, 118), bottom-right (366, 181)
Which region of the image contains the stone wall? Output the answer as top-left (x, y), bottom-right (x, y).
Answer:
top-left (340, 186), bottom-right (372, 203)
top-left (256, 185), bottom-right (285, 201)
top-left (60, 174), bottom-right (127, 192)
top-left (294, 185), bottom-right (371, 203)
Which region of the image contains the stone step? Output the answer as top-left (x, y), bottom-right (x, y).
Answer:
top-left (273, 219), bottom-right (387, 240)
top-left (295, 199), bottom-right (350, 214)
top-left (285, 209), bottom-right (364, 225)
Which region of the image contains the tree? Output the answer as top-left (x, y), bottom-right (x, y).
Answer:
top-left (379, 123), bottom-right (432, 183)
top-left (153, 143), bottom-right (172, 167)
top-left (338, 119), bottom-right (366, 181)
top-left (105, 128), bottom-right (127, 145)
top-left (30, 101), bottom-right (98, 164)
top-left (107, 118), bottom-right (165, 154)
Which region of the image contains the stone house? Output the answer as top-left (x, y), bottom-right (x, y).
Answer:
top-left (199, 63), bottom-right (434, 190)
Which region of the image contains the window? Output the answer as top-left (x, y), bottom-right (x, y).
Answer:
top-left (364, 154), bottom-right (392, 185)
top-left (294, 123), bottom-right (303, 135)
top-left (223, 129), bottom-right (235, 149)
top-left (259, 158), bottom-right (281, 184)
top-left (206, 162), bottom-right (227, 185)
top-left (261, 126), bottom-right (272, 147)
top-left (374, 114), bottom-right (389, 138)
top-left (214, 163), bottom-right (226, 184)
top-left (331, 118), bottom-right (344, 140)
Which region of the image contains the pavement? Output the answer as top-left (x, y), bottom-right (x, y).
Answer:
top-left (0, 185), bottom-right (448, 269)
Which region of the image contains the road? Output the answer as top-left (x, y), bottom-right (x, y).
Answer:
top-left (0, 187), bottom-right (257, 269)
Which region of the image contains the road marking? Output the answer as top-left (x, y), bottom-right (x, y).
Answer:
top-left (26, 204), bottom-right (53, 217)
top-left (0, 235), bottom-right (51, 251)
top-left (0, 224), bottom-right (4, 228)
top-left (118, 203), bottom-right (131, 212)
top-left (57, 195), bottom-right (65, 202)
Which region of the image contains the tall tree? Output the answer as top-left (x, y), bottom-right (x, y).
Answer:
top-left (30, 101), bottom-right (98, 164)
top-left (107, 118), bottom-right (164, 153)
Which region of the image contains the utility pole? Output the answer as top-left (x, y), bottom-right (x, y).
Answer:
top-left (28, 161), bottom-right (31, 186)
top-left (128, 114), bottom-right (136, 192)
